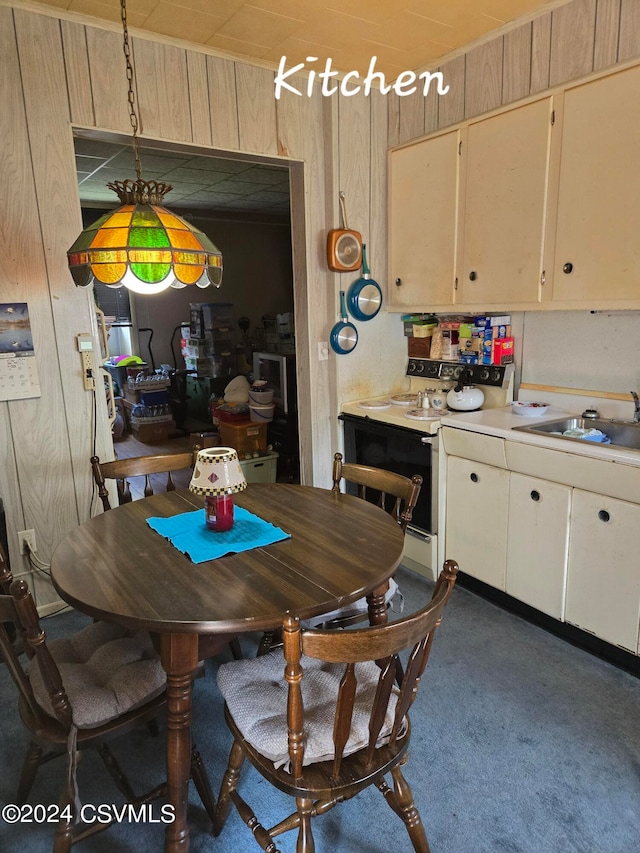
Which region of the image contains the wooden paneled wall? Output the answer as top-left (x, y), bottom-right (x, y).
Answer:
top-left (388, 0), bottom-right (640, 147)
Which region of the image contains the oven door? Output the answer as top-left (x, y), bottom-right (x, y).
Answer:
top-left (340, 414), bottom-right (437, 536)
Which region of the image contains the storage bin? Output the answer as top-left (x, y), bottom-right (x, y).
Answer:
top-left (202, 302), bottom-right (234, 330)
top-left (248, 384), bottom-right (274, 405)
top-left (139, 389), bottom-right (169, 406)
top-left (249, 404), bottom-right (274, 423)
top-left (131, 420), bottom-right (174, 443)
top-left (190, 432), bottom-right (220, 452)
top-left (218, 420), bottom-right (267, 457)
top-left (239, 451), bottom-right (279, 484)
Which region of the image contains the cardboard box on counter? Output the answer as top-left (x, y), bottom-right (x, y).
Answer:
top-left (412, 323), bottom-right (435, 338)
top-left (492, 336), bottom-right (514, 365)
top-left (402, 314), bottom-right (436, 336)
top-left (459, 334), bottom-right (483, 353)
top-left (486, 324), bottom-right (512, 340)
top-left (474, 314), bottom-right (511, 330)
top-left (408, 337), bottom-right (432, 358)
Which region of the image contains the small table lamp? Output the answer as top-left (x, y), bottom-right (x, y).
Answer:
top-left (189, 447), bottom-right (247, 532)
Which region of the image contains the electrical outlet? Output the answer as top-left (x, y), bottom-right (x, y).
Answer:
top-left (18, 529), bottom-right (37, 555)
top-left (81, 350), bottom-right (95, 390)
top-left (77, 333), bottom-right (96, 390)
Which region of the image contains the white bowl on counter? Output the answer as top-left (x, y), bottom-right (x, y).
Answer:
top-left (511, 401), bottom-right (551, 417)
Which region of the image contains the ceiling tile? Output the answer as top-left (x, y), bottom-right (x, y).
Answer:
top-left (371, 11), bottom-right (454, 50)
top-left (217, 5), bottom-right (304, 48)
top-left (68, 0), bottom-right (147, 27)
top-left (205, 32), bottom-right (272, 58)
top-left (152, 0), bottom-right (245, 16)
top-left (208, 179), bottom-right (269, 194)
top-left (248, 0), bottom-right (321, 19)
top-left (233, 166), bottom-right (288, 184)
top-left (323, 0), bottom-right (410, 25)
top-left (143, 3), bottom-right (224, 43)
top-left (248, 189), bottom-right (291, 204)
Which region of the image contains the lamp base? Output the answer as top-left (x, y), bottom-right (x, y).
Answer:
top-left (205, 494), bottom-right (234, 532)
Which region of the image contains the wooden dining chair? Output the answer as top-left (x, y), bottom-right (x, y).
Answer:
top-left (0, 544), bottom-right (216, 851)
top-left (213, 558), bottom-right (459, 853)
top-left (90, 451), bottom-right (197, 510)
top-left (314, 452), bottom-right (423, 628)
top-left (255, 452), bottom-right (423, 656)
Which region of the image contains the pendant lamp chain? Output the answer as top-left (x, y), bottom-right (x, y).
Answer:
top-left (120, 0), bottom-right (143, 182)
top-left (66, 0), bottom-right (223, 293)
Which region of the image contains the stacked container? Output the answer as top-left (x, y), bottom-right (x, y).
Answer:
top-left (248, 380), bottom-right (275, 423)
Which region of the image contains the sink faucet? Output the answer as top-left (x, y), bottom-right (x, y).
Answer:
top-left (632, 391), bottom-right (640, 423)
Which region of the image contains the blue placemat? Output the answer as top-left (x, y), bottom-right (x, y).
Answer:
top-left (146, 506), bottom-right (290, 564)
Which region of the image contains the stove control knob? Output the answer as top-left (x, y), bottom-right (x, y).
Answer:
top-left (453, 366), bottom-right (462, 378)
top-left (416, 361), bottom-right (425, 373)
top-left (491, 369), bottom-right (502, 382)
top-left (408, 361), bottom-right (416, 374)
top-left (479, 368), bottom-right (490, 382)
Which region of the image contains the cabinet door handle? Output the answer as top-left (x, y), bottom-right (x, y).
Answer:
top-left (598, 509), bottom-right (610, 522)
top-left (530, 490), bottom-right (540, 501)
top-left (470, 472), bottom-right (479, 483)
top-left (562, 262), bottom-right (573, 274)
top-left (395, 277), bottom-right (402, 287)
top-left (469, 271), bottom-right (477, 281)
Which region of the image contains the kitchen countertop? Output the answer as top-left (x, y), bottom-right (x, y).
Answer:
top-left (341, 398), bottom-right (443, 434)
top-left (440, 406), bottom-right (640, 468)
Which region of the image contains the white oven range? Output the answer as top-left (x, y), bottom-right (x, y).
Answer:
top-left (340, 359), bottom-right (514, 578)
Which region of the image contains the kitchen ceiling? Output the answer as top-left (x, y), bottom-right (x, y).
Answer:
top-left (75, 137), bottom-right (291, 216)
top-left (37, 0), bottom-right (562, 79)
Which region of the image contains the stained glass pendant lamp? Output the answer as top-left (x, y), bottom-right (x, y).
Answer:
top-left (67, 0), bottom-right (222, 295)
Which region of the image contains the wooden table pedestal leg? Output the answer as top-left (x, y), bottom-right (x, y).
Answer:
top-left (160, 633), bottom-right (199, 853)
top-left (366, 581), bottom-right (390, 626)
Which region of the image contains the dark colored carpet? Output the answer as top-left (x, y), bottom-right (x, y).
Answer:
top-left (1, 566), bottom-right (640, 852)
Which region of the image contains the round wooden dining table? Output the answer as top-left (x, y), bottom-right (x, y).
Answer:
top-left (50, 482), bottom-right (405, 852)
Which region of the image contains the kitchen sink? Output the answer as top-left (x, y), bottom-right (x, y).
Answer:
top-left (512, 417), bottom-right (640, 451)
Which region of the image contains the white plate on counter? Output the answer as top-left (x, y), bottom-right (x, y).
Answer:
top-left (389, 393), bottom-right (417, 406)
top-left (511, 401), bottom-right (551, 417)
top-left (358, 400), bottom-right (392, 410)
top-left (404, 408), bottom-right (441, 420)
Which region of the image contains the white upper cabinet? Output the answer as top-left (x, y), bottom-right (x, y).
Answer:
top-left (458, 97), bottom-right (554, 307)
top-left (550, 64), bottom-right (640, 306)
top-left (387, 59), bottom-right (640, 312)
top-left (387, 129), bottom-right (460, 309)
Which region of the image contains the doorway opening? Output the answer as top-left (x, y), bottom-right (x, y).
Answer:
top-left (74, 131), bottom-right (300, 483)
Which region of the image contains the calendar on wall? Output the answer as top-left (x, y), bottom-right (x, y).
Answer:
top-left (0, 303), bottom-right (41, 402)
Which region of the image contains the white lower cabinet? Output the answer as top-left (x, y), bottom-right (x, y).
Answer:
top-left (445, 456), bottom-right (509, 589)
top-left (565, 490), bottom-right (640, 654)
top-left (445, 439), bottom-right (640, 654)
top-left (505, 473), bottom-right (571, 620)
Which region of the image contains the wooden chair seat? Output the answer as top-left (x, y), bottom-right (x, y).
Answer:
top-left (213, 559), bottom-right (459, 853)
